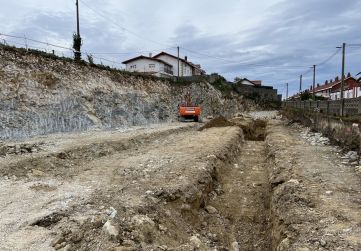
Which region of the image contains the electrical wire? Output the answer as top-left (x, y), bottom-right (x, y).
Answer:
top-left (89, 47), bottom-right (176, 55)
top-left (0, 33), bottom-right (73, 51)
top-left (79, 0), bottom-right (171, 48)
top-left (316, 48), bottom-right (341, 67)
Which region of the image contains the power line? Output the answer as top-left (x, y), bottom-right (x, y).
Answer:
top-left (89, 47), bottom-right (176, 55)
top-left (316, 48), bottom-right (341, 66)
top-left (0, 33), bottom-right (73, 51)
top-left (79, 0), bottom-right (171, 48)
top-left (180, 46), bottom-right (309, 68)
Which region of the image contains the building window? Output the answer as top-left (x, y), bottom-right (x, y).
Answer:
top-left (130, 65), bottom-right (137, 69)
top-left (149, 64), bottom-right (155, 69)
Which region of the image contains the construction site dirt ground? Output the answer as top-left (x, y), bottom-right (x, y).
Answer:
top-left (0, 111), bottom-right (360, 251)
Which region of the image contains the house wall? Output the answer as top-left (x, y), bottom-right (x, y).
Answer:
top-left (330, 88), bottom-right (359, 100)
top-left (125, 59), bottom-right (172, 77)
top-left (155, 55), bottom-right (193, 77)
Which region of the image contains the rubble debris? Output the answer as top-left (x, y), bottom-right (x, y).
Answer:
top-left (300, 128), bottom-right (330, 146)
top-left (0, 142), bottom-right (44, 156)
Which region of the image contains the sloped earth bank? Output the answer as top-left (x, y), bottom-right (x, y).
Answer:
top-left (267, 120), bottom-right (361, 250)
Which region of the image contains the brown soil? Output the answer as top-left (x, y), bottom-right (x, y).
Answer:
top-left (198, 116), bottom-right (235, 131)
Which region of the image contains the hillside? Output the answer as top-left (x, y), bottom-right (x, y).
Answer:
top-left (0, 46), bottom-right (249, 139)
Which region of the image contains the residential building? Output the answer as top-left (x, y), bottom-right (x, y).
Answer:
top-left (237, 78), bottom-right (262, 86)
top-left (292, 73), bottom-right (361, 100)
top-left (122, 55), bottom-right (173, 77)
top-left (122, 52), bottom-right (205, 77)
top-left (330, 74), bottom-right (360, 100)
top-left (153, 52), bottom-right (204, 77)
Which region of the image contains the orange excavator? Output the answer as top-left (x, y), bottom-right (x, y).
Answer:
top-left (178, 92), bottom-right (201, 122)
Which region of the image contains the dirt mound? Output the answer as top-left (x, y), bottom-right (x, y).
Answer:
top-left (198, 116), bottom-right (235, 131)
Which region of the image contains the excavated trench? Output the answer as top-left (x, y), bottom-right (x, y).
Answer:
top-left (165, 120), bottom-right (272, 250)
top-left (1, 121), bottom-right (275, 250)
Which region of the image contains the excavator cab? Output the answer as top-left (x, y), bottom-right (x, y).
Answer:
top-left (178, 92), bottom-right (201, 122)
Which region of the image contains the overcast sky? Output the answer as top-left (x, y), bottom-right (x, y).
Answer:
top-left (1, 0), bottom-right (360, 97)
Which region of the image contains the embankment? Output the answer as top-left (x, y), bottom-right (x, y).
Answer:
top-left (0, 45), bottom-right (249, 139)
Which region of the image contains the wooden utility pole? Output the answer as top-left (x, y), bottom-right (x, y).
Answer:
top-left (312, 65), bottom-right (316, 100)
top-left (299, 74), bottom-right (302, 93)
top-left (336, 43), bottom-right (346, 115)
top-left (76, 0), bottom-right (80, 36)
top-left (286, 83), bottom-right (288, 100)
top-left (73, 0), bottom-right (82, 61)
top-left (177, 46), bottom-right (180, 78)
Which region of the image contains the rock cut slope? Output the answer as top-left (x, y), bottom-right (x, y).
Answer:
top-left (0, 46), bottom-right (247, 139)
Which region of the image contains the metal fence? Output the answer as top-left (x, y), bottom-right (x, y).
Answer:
top-left (283, 97), bottom-right (361, 116)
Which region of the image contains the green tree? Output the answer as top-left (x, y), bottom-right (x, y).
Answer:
top-left (73, 33), bottom-right (82, 61)
top-left (300, 90), bottom-right (312, 100)
top-left (87, 54), bottom-right (94, 65)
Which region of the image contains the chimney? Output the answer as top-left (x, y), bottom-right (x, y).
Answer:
top-left (347, 72), bottom-right (351, 78)
top-left (185, 56), bottom-right (188, 61)
top-left (317, 83), bottom-right (320, 87)
top-left (310, 85), bottom-right (313, 90)
top-left (335, 76), bottom-right (339, 82)
top-left (149, 53), bottom-right (152, 57)
top-left (325, 80), bottom-right (328, 85)
top-left (330, 79), bottom-right (333, 83)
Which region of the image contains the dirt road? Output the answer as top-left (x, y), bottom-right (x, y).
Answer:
top-left (0, 112), bottom-right (360, 251)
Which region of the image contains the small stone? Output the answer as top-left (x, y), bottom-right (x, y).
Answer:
top-left (205, 205), bottom-right (217, 214)
top-left (288, 179), bottom-right (299, 185)
top-left (103, 220), bottom-right (119, 237)
top-left (105, 207), bottom-right (117, 218)
top-left (15, 144), bottom-right (20, 154)
top-left (189, 235), bottom-right (202, 248)
top-left (181, 204), bottom-right (191, 211)
top-left (32, 169), bottom-right (45, 177)
top-left (158, 224), bottom-right (168, 232)
top-left (63, 244), bottom-right (72, 251)
top-left (320, 239), bottom-right (327, 247)
top-left (277, 237), bottom-right (290, 251)
top-left (231, 241), bottom-right (240, 251)
top-left (325, 191), bottom-right (333, 195)
top-left (54, 242), bottom-right (67, 250)
top-left (51, 235), bottom-right (65, 247)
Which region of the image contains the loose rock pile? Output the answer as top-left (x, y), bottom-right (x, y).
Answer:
top-left (341, 150), bottom-right (359, 166)
top-left (300, 128), bottom-right (330, 146)
top-left (0, 142), bottom-right (43, 156)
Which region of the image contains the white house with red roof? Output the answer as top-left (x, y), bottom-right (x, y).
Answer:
top-left (122, 52), bottom-right (205, 77)
top-left (122, 55), bottom-right (173, 77)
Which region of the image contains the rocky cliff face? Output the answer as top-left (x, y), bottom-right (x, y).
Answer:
top-left (0, 47), bottom-right (247, 139)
